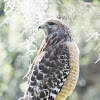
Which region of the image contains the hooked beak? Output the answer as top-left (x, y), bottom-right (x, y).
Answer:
top-left (38, 25), bottom-right (46, 30)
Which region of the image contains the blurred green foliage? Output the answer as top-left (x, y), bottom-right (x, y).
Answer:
top-left (0, 0), bottom-right (100, 100)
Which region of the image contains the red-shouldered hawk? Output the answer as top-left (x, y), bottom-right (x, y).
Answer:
top-left (23, 19), bottom-right (79, 100)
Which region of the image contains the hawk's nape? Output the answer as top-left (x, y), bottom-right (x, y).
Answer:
top-left (23, 19), bottom-right (79, 100)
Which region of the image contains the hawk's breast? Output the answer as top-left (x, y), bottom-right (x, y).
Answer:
top-left (54, 42), bottom-right (79, 100)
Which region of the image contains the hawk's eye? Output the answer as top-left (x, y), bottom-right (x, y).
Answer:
top-left (48, 22), bottom-right (55, 25)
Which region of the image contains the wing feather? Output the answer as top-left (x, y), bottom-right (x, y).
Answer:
top-left (24, 40), bottom-right (71, 100)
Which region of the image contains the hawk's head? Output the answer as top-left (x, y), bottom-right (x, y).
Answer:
top-left (38, 19), bottom-right (69, 35)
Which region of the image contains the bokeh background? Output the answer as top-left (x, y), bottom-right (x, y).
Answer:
top-left (0, 0), bottom-right (100, 100)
